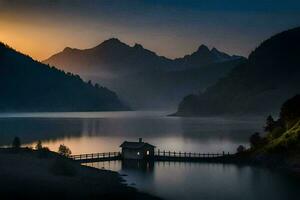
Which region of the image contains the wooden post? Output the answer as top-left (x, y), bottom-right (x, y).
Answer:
top-left (163, 150), bottom-right (165, 156)
top-left (169, 151), bottom-right (171, 156)
top-left (179, 151), bottom-right (181, 157)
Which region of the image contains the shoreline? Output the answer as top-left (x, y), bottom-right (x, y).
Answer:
top-left (0, 148), bottom-right (161, 200)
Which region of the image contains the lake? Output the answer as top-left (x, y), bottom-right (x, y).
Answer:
top-left (0, 111), bottom-right (299, 200)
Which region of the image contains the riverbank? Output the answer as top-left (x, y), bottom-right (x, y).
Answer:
top-left (0, 148), bottom-right (161, 200)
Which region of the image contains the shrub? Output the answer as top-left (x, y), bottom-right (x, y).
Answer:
top-left (58, 144), bottom-right (72, 157)
top-left (264, 115), bottom-right (276, 132)
top-left (236, 145), bottom-right (246, 153)
top-left (12, 137), bottom-right (21, 149)
top-left (35, 140), bottom-right (43, 150)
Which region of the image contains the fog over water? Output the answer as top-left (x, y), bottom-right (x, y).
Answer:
top-left (0, 111), bottom-right (264, 154)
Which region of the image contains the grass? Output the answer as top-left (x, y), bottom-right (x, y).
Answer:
top-left (264, 119), bottom-right (300, 153)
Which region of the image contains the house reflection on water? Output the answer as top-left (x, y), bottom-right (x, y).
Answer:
top-left (121, 160), bottom-right (154, 173)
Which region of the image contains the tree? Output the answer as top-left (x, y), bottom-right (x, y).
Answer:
top-left (280, 95), bottom-right (300, 121)
top-left (249, 132), bottom-right (262, 148)
top-left (12, 137), bottom-right (21, 149)
top-left (35, 140), bottom-right (43, 150)
top-left (95, 83), bottom-right (99, 89)
top-left (264, 115), bottom-right (276, 132)
top-left (58, 144), bottom-right (72, 157)
top-left (236, 145), bottom-right (246, 153)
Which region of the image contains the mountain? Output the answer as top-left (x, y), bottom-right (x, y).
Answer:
top-left (44, 38), bottom-right (173, 79)
top-left (172, 45), bottom-right (241, 70)
top-left (175, 27), bottom-right (300, 116)
top-left (44, 39), bottom-right (243, 109)
top-left (0, 42), bottom-right (128, 112)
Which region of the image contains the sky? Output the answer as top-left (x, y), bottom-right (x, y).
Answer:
top-left (0, 0), bottom-right (300, 61)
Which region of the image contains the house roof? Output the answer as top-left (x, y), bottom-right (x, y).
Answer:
top-left (120, 141), bottom-right (155, 149)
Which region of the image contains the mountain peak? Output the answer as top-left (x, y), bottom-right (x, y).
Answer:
top-left (63, 47), bottom-right (73, 52)
top-left (196, 44), bottom-right (210, 53)
top-left (133, 43), bottom-right (144, 49)
top-left (211, 47), bottom-right (219, 53)
top-left (95, 38), bottom-right (126, 49)
top-left (103, 38), bottom-right (121, 44)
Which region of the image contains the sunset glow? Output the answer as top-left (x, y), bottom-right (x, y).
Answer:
top-left (1, 0), bottom-right (300, 60)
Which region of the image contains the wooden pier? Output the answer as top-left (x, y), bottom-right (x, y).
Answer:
top-left (69, 152), bottom-right (121, 163)
top-left (69, 150), bottom-right (233, 163)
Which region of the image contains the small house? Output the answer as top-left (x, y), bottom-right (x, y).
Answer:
top-left (120, 138), bottom-right (155, 160)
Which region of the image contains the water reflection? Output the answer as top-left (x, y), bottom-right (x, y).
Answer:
top-left (0, 111), bottom-right (264, 154)
top-left (84, 160), bottom-right (300, 200)
top-left (122, 160), bottom-right (155, 173)
top-left (1, 111), bottom-right (298, 200)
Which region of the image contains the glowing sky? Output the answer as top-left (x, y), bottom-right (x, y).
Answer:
top-left (0, 0), bottom-right (300, 61)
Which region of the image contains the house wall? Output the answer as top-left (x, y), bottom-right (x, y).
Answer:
top-left (122, 146), bottom-right (154, 160)
top-left (122, 148), bottom-right (143, 160)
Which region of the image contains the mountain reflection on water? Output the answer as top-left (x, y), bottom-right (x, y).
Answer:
top-left (0, 111), bottom-right (264, 154)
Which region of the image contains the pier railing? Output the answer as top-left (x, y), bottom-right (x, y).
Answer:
top-left (155, 150), bottom-right (230, 158)
top-left (68, 150), bottom-right (233, 163)
top-left (69, 152), bottom-right (121, 161)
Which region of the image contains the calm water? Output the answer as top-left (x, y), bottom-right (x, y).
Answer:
top-left (0, 111), bottom-right (263, 153)
top-left (0, 111), bottom-right (299, 199)
top-left (85, 161), bottom-right (299, 200)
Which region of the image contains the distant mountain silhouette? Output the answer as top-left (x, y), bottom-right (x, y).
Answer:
top-left (44, 39), bottom-right (243, 109)
top-left (0, 42), bottom-right (128, 112)
top-left (174, 27), bottom-right (300, 116)
top-left (172, 45), bottom-right (241, 70)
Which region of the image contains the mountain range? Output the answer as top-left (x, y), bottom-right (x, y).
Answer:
top-left (174, 27), bottom-right (300, 116)
top-left (44, 39), bottom-right (244, 109)
top-left (0, 42), bottom-right (128, 112)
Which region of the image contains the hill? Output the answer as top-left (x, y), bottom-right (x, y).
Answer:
top-left (236, 95), bottom-right (300, 172)
top-left (44, 39), bottom-right (243, 109)
top-left (0, 148), bottom-right (160, 200)
top-left (175, 27), bottom-right (300, 116)
top-left (0, 42), bottom-right (128, 112)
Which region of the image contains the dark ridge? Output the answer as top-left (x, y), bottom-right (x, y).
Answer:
top-left (175, 27), bottom-right (300, 116)
top-left (0, 42), bottom-right (129, 112)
